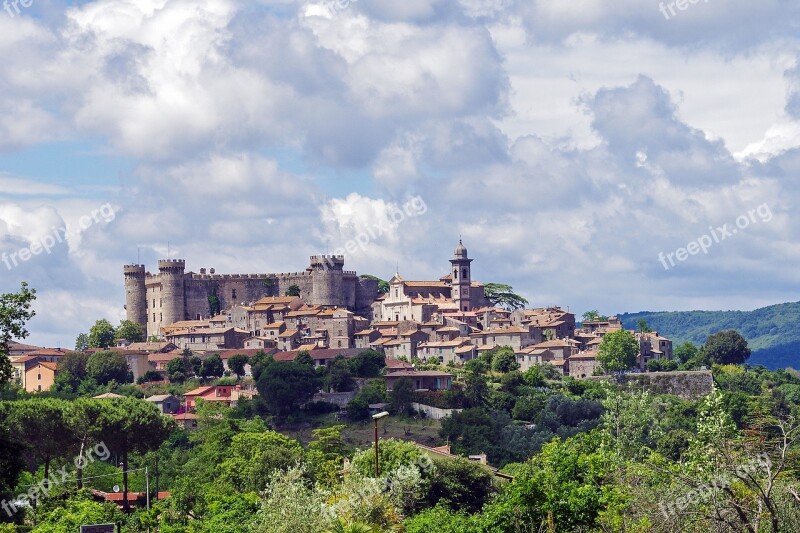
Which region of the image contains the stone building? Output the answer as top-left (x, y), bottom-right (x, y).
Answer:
top-left (372, 240), bottom-right (488, 322)
top-left (124, 256), bottom-right (379, 337)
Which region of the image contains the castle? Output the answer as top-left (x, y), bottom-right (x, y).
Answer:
top-left (124, 256), bottom-right (379, 337)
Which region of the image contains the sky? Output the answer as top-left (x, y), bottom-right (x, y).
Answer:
top-left (1, 0), bottom-right (799, 348)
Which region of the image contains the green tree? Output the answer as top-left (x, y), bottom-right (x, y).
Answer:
top-left (463, 358), bottom-right (487, 374)
top-left (464, 373), bottom-right (490, 407)
top-left (31, 490), bottom-right (124, 533)
top-left (349, 350), bottom-right (385, 378)
top-left (490, 346), bottom-right (520, 373)
top-left (390, 377), bottom-right (414, 416)
top-left (324, 355), bottom-right (356, 392)
top-left (704, 329), bottom-right (751, 365)
top-left (256, 360), bottom-right (319, 417)
top-left (8, 399), bottom-right (72, 489)
top-left (115, 319), bottom-right (145, 343)
top-left (227, 353), bottom-right (249, 379)
top-left (0, 282), bottom-right (36, 385)
top-left (483, 283), bottom-right (528, 310)
top-left (351, 438), bottom-right (424, 477)
top-left (208, 288), bottom-right (221, 316)
top-left (295, 350), bottom-right (314, 367)
top-left (92, 397), bottom-right (174, 510)
top-left (673, 341), bottom-right (699, 364)
top-left (477, 430), bottom-right (626, 531)
top-left (219, 431), bottom-right (304, 492)
top-left (86, 350), bottom-right (129, 385)
top-left (53, 351), bottom-right (90, 393)
top-left (360, 275), bottom-right (390, 294)
top-left (581, 310), bottom-right (608, 322)
top-left (166, 357), bottom-right (186, 383)
top-left (424, 457), bottom-right (495, 514)
top-left (201, 354), bottom-right (225, 380)
top-left (636, 318), bottom-right (653, 333)
top-left (87, 319), bottom-right (116, 349)
top-left (597, 329), bottom-right (639, 375)
top-left (74, 332), bottom-right (89, 352)
top-left (285, 285), bottom-right (301, 297)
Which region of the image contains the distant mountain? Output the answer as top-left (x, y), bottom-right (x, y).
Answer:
top-left (618, 302), bottom-right (800, 370)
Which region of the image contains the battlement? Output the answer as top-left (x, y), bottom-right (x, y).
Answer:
top-left (310, 254), bottom-right (345, 264)
top-left (158, 259), bottom-right (186, 271)
top-left (124, 264), bottom-right (146, 275)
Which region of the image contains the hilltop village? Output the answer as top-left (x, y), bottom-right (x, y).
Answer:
top-left (10, 241), bottom-right (674, 396)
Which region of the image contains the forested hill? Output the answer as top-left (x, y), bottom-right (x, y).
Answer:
top-left (618, 301), bottom-right (800, 370)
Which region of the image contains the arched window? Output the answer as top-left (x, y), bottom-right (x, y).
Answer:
top-left (462, 268), bottom-right (468, 279)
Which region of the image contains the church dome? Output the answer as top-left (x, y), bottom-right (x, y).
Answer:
top-left (454, 239), bottom-right (468, 259)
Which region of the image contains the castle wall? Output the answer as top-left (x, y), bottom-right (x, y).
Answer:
top-left (129, 256), bottom-right (377, 336)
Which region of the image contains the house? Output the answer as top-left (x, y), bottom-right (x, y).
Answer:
top-left (93, 392), bottom-right (124, 399)
top-left (243, 336), bottom-right (278, 350)
top-left (416, 338), bottom-right (476, 365)
top-left (569, 353), bottom-right (601, 378)
top-left (354, 329), bottom-right (382, 349)
top-left (148, 351), bottom-right (183, 372)
top-left (183, 385), bottom-right (237, 410)
top-left (123, 351), bottom-right (153, 381)
top-left (515, 339), bottom-right (577, 372)
top-left (384, 370), bottom-right (454, 391)
top-left (636, 332), bottom-right (674, 368)
top-left (146, 394), bottom-right (181, 414)
top-left (9, 356), bottom-right (40, 390)
top-left (127, 341), bottom-right (177, 353)
top-left (24, 361), bottom-right (57, 392)
top-left (384, 358), bottom-right (414, 372)
top-left (165, 326), bottom-right (250, 352)
top-left (469, 326), bottom-right (537, 352)
top-left (173, 412), bottom-right (199, 429)
top-left (276, 329), bottom-right (301, 351)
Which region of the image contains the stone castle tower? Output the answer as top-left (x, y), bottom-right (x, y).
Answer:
top-left (450, 239), bottom-right (473, 311)
top-left (124, 256), bottom-right (378, 338)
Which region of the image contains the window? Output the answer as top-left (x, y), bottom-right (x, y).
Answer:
top-left (153, 299), bottom-right (155, 307)
top-left (37, 373), bottom-right (41, 380)
top-left (232, 289), bottom-right (237, 300)
top-left (462, 268), bottom-right (468, 278)
top-left (153, 313), bottom-right (156, 321)
top-left (454, 268), bottom-right (458, 279)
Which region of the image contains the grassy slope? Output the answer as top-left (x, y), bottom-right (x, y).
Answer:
top-left (618, 301), bottom-right (800, 369)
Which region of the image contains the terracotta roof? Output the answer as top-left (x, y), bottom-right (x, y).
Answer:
top-left (218, 348), bottom-right (277, 359)
top-left (278, 329), bottom-right (299, 338)
top-left (273, 348), bottom-right (362, 362)
top-left (184, 386), bottom-right (215, 397)
top-left (385, 370), bottom-right (454, 378)
top-left (534, 339), bottom-right (573, 348)
top-left (34, 361), bottom-right (58, 371)
top-left (173, 413), bottom-right (198, 420)
top-left (93, 392), bottom-right (123, 399)
top-left (385, 358), bottom-right (414, 369)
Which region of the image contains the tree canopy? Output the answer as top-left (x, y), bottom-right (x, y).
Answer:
top-left (597, 329), bottom-right (639, 374)
top-left (0, 282), bottom-right (36, 384)
top-left (482, 283), bottom-right (528, 310)
top-left (704, 329), bottom-right (751, 365)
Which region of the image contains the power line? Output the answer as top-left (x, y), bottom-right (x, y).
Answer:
top-left (18, 467), bottom-right (147, 489)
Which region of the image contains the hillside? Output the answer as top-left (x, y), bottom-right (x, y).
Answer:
top-left (618, 301), bottom-right (800, 369)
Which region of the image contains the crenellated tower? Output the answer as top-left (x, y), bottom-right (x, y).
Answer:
top-left (310, 255), bottom-right (344, 306)
top-left (123, 264), bottom-right (147, 330)
top-left (159, 259), bottom-right (186, 328)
